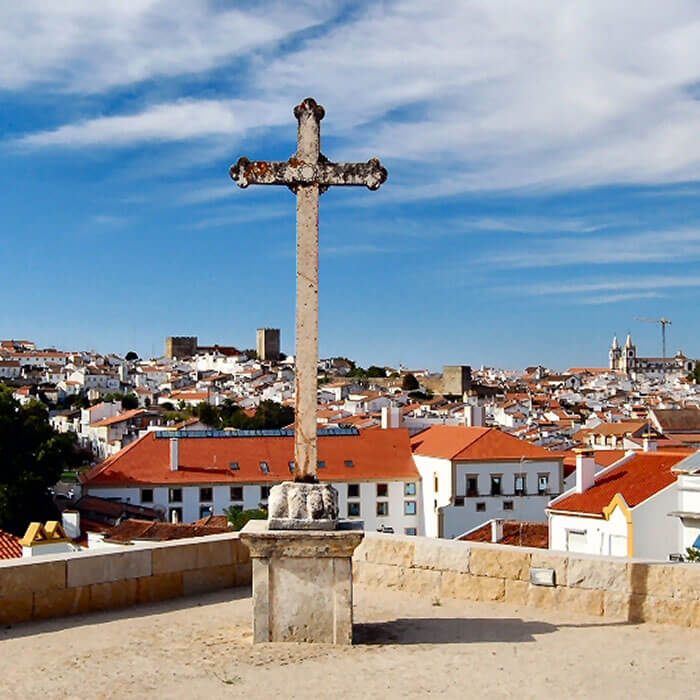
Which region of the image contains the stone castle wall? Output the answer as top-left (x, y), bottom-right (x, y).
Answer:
top-left (353, 534), bottom-right (700, 627)
top-left (0, 533), bottom-right (250, 626)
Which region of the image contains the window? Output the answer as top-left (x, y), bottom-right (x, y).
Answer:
top-left (229, 461), bottom-right (239, 471)
top-left (344, 460), bottom-right (354, 468)
top-left (230, 486), bottom-right (243, 501)
top-left (348, 502), bottom-right (361, 517)
top-left (199, 487), bottom-right (213, 502)
top-left (348, 484), bottom-right (360, 499)
top-left (454, 496), bottom-right (465, 507)
top-left (260, 461), bottom-right (270, 474)
top-left (466, 475), bottom-right (478, 497)
top-left (434, 475), bottom-right (439, 492)
top-left (490, 475), bottom-right (502, 496)
top-left (317, 460), bottom-right (326, 469)
top-left (514, 474), bottom-right (526, 496)
top-left (404, 528), bottom-right (417, 536)
top-left (404, 482), bottom-right (416, 496)
top-left (538, 474), bottom-right (549, 495)
top-left (476, 502), bottom-right (486, 512)
top-left (404, 500), bottom-right (417, 515)
top-left (168, 488), bottom-right (182, 503)
top-left (140, 488), bottom-right (154, 504)
top-left (168, 507), bottom-right (183, 523)
top-left (376, 501), bottom-right (389, 516)
top-left (260, 486), bottom-right (270, 500)
top-left (503, 500), bottom-right (514, 511)
top-left (376, 483), bottom-right (388, 498)
top-left (199, 505), bottom-right (213, 519)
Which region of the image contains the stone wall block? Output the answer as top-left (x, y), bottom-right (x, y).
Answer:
top-left (525, 584), bottom-right (559, 610)
top-left (398, 567), bottom-right (442, 596)
top-left (136, 572), bottom-right (184, 603)
top-left (194, 540), bottom-right (235, 569)
top-left (233, 539), bottom-right (250, 564)
top-left (353, 561), bottom-right (403, 589)
top-left (469, 547), bottom-right (531, 581)
top-left (557, 587), bottom-right (604, 617)
top-left (67, 549), bottom-right (152, 587)
top-left (151, 543), bottom-right (199, 575)
top-left (440, 572), bottom-right (505, 602)
top-left (413, 539), bottom-right (470, 572)
top-left (0, 593), bottom-right (33, 625)
top-left (603, 591), bottom-right (633, 621)
top-left (33, 586), bottom-right (90, 620)
top-left (362, 537), bottom-right (415, 567)
top-left (504, 579), bottom-right (529, 607)
top-left (0, 559), bottom-right (66, 597)
top-left (566, 557), bottom-right (629, 592)
top-left (90, 579), bottom-right (138, 612)
top-left (233, 562), bottom-right (252, 586)
top-left (183, 565), bottom-right (236, 596)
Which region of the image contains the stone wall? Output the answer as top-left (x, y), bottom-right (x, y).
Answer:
top-left (352, 534), bottom-right (700, 628)
top-left (0, 533), bottom-right (251, 626)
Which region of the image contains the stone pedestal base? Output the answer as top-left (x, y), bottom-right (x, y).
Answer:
top-left (240, 520), bottom-right (364, 644)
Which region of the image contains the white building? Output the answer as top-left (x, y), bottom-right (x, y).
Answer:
top-left (81, 427), bottom-right (423, 536)
top-left (548, 448), bottom-right (691, 560)
top-left (411, 425), bottom-right (563, 539)
top-left (669, 451), bottom-right (700, 554)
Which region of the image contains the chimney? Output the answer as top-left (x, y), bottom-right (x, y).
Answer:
top-left (575, 448), bottom-right (596, 494)
top-left (170, 437), bottom-right (179, 471)
top-left (171, 509), bottom-right (179, 524)
top-left (62, 510), bottom-right (81, 539)
top-left (381, 406), bottom-right (401, 429)
top-left (490, 518), bottom-right (504, 543)
top-left (642, 433), bottom-right (657, 452)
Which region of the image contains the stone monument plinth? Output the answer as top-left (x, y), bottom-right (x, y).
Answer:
top-left (240, 516), bottom-right (363, 644)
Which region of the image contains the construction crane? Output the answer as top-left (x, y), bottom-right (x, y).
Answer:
top-left (635, 317), bottom-right (672, 359)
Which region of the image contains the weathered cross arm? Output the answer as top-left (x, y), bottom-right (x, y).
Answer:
top-left (230, 156), bottom-right (387, 191)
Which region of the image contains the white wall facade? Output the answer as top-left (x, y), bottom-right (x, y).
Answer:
top-left (549, 509), bottom-right (629, 557)
top-left (633, 483), bottom-right (681, 559)
top-left (86, 477), bottom-right (423, 535)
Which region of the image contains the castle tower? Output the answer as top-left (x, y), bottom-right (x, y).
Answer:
top-left (609, 335), bottom-right (621, 370)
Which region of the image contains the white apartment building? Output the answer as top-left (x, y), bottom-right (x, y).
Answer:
top-left (81, 428), bottom-right (423, 536)
top-left (411, 425), bottom-right (563, 539)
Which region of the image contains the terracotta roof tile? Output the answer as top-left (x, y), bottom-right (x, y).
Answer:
top-left (82, 428), bottom-right (417, 486)
top-left (411, 425), bottom-right (559, 461)
top-left (0, 529), bottom-right (22, 559)
top-left (460, 521), bottom-right (548, 549)
top-left (550, 451), bottom-right (689, 516)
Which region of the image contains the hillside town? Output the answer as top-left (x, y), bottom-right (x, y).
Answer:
top-left (2, 331), bottom-right (700, 566)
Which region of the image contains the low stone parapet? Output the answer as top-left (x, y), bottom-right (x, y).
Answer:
top-left (0, 533), bottom-right (251, 626)
top-left (352, 534), bottom-right (700, 628)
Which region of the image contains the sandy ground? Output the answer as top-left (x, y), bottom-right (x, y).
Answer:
top-left (1, 586), bottom-right (697, 699)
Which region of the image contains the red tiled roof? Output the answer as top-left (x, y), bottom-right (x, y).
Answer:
top-left (104, 519), bottom-right (229, 543)
top-left (460, 520), bottom-right (548, 549)
top-left (0, 529), bottom-right (22, 559)
top-left (411, 425), bottom-right (559, 462)
top-left (91, 409), bottom-right (145, 428)
top-left (550, 451), bottom-right (690, 516)
top-left (82, 428), bottom-right (418, 486)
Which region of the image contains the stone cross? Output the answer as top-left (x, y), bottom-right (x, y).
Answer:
top-left (230, 98), bottom-right (387, 482)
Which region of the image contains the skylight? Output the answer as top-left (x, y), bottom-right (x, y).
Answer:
top-left (344, 460), bottom-right (354, 468)
top-left (229, 462), bottom-right (239, 471)
top-left (260, 461), bottom-right (270, 474)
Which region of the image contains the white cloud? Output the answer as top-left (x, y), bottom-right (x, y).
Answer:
top-left (519, 274), bottom-right (700, 296)
top-left (9, 1), bottom-right (700, 195)
top-left (483, 228), bottom-right (700, 268)
top-left (17, 98), bottom-right (288, 147)
top-left (0, 1), bottom-right (332, 92)
top-left (577, 291), bottom-right (664, 305)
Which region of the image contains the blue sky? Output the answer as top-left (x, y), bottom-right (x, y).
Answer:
top-left (2, 1), bottom-right (700, 371)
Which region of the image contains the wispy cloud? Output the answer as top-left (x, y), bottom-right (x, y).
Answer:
top-left (483, 228), bottom-right (700, 268)
top-left (0, 1), bottom-right (333, 92)
top-left (512, 274), bottom-right (700, 297)
top-left (577, 291), bottom-right (664, 305)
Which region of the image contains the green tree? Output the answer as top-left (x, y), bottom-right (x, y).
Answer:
top-left (125, 351), bottom-right (138, 361)
top-left (121, 393), bottom-right (139, 410)
top-left (401, 373), bottom-right (419, 391)
top-left (197, 402), bottom-right (219, 427)
top-left (367, 365), bottom-right (387, 378)
top-left (691, 365), bottom-right (700, 384)
top-left (224, 506), bottom-right (267, 530)
top-left (0, 387), bottom-right (81, 534)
